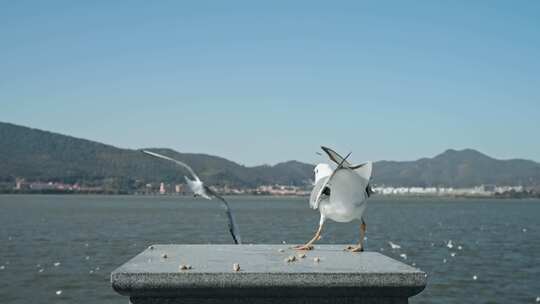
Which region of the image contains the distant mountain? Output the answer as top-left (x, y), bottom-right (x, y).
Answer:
top-left (0, 122), bottom-right (313, 188)
top-left (1, 121), bottom-right (539, 189)
top-left (373, 149), bottom-right (540, 187)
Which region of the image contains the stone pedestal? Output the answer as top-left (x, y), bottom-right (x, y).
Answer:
top-left (111, 245), bottom-right (427, 304)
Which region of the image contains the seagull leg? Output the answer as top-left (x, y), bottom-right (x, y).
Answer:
top-left (295, 224), bottom-right (323, 251)
top-left (345, 218), bottom-right (366, 252)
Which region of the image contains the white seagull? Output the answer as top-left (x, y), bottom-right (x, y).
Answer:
top-left (295, 146), bottom-right (373, 252)
top-left (142, 150), bottom-right (242, 244)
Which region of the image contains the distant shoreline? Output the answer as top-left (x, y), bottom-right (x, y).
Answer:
top-left (1, 192), bottom-right (539, 200)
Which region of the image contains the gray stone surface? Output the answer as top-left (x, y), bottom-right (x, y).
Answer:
top-left (112, 245), bottom-right (427, 303)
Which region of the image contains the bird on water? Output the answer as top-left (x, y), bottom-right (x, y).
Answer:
top-left (142, 150), bottom-right (242, 245)
top-left (295, 146), bottom-right (373, 252)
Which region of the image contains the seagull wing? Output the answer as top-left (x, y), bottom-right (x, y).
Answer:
top-left (329, 168), bottom-right (370, 207)
top-left (204, 186), bottom-right (242, 244)
top-left (353, 161), bottom-right (372, 181)
top-left (310, 175), bottom-right (330, 209)
top-left (321, 146), bottom-right (352, 167)
top-left (142, 150), bottom-right (201, 181)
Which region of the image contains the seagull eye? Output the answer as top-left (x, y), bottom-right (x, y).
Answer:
top-left (322, 187), bottom-right (331, 196)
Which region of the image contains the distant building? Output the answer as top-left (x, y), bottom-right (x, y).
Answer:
top-left (30, 182), bottom-right (57, 190)
top-left (159, 182), bottom-right (166, 194)
top-left (15, 178), bottom-right (27, 190)
top-left (175, 184), bottom-right (184, 193)
top-left (254, 184), bottom-right (308, 196)
top-left (372, 184), bottom-right (527, 197)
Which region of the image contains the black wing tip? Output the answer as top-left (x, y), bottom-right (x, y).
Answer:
top-left (320, 146), bottom-right (334, 158)
top-left (350, 162), bottom-right (366, 169)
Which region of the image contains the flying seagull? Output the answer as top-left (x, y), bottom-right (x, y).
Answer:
top-left (142, 150), bottom-right (242, 244)
top-left (295, 146), bottom-right (373, 252)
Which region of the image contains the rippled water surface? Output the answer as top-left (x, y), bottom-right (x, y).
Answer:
top-left (1, 195), bottom-right (539, 303)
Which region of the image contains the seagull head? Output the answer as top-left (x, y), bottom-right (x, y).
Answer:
top-left (314, 163), bottom-right (333, 183)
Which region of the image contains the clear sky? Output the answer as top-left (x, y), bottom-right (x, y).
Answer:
top-left (1, 1), bottom-right (539, 165)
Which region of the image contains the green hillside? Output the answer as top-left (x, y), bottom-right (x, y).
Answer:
top-left (0, 122), bottom-right (313, 189)
top-left (373, 149), bottom-right (540, 187)
top-left (1, 121), bottom-right (539, 190)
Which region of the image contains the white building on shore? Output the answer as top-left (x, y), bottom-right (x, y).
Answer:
top-left (372, 185), bottom-right (525, 197)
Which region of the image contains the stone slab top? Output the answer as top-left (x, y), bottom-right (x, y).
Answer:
top-left (111, 244), bottom-right (427, 298)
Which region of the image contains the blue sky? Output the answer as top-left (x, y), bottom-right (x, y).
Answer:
top-left (1, 1), bottom-right (539, 165)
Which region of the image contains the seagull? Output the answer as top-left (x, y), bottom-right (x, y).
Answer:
top-left (388, 241), bottom-right (402, 249)
top-left (142, 150), bottom-right (242, 244)
top-left (295, 146), bottom-right (373, 252)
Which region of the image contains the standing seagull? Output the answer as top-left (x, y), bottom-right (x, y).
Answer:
top-left (142, 150), bottom-right (242, 244)
top-left (295, 146), bottom-right (373, 252)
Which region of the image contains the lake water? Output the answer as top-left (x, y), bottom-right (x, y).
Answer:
top-left (0, 195), bottom-right (539, 303)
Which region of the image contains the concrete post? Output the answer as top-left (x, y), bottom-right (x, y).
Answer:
top-left (111, 245), bottom-right (427, 304)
